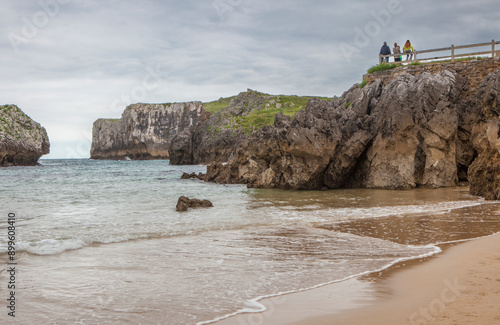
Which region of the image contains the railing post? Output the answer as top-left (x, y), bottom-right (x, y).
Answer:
top-left (493, 39), bottom-right (496, 58)
top-left (379, 53), bottom-right (382, 64)
top-left (414, 51), bottom-right (417, 62)
top-left (451, 44), bottom-right (455, 62)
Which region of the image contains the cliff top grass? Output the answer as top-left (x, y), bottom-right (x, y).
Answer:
top-left (204, 91), bottom-right (331, 133)
top-left (203, 96), bottom-right (237, 114)
top-left (99, 118), bottom-right (121, 123)
top-left (361, 56), bottom-right (488, 88)
top-left (367, 56), bottom-right (485, 75)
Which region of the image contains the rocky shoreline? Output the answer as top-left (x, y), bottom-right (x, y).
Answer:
top-left (205, 59), bottom-right (500, 199)
top-left (91, 59), bottom-right (500, 199)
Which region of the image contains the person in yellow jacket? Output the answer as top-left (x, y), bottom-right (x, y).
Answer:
top-left (403, 40), bottom-right (414, 61)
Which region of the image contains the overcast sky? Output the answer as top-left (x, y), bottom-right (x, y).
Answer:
top-left (1, 0), bottom-right (499, 158)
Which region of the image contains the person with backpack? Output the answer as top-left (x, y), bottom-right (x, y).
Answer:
top-left (380, 42), bottom-right (391, 63)
top-left (393, 43), bottom-right (402, 62)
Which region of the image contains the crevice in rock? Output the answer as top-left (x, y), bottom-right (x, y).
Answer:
top-left (459, 150), bottom-right (477, 182)
top-left (414, 133), bottom-right (426, 186)
top-left (337, 138), bottom-right (374, 188)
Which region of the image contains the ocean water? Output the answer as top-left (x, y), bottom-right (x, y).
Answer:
top-left (1, 159), bottom-right (500, 324)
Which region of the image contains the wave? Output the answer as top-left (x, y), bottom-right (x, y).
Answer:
top-left (19, 238), bottom-right (86, 255)
top-left (196, 243), bottom-right (442, 325)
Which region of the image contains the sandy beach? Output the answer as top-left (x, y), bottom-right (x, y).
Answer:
top-left (215, 232), bottom-right (500, 325)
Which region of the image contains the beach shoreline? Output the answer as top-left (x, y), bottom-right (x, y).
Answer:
top-left (213, 232), bottom-right (500, 325)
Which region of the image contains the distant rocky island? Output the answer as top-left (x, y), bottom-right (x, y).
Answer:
top-left (90, 102), bottom-right (205, 160)
top-left (0, 105), bottom-right (50, 166)
top-left (91, 58), bottom-right (500, 199)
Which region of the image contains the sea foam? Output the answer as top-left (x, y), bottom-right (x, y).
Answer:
top-left (21, 238), bottom-right (86, 255)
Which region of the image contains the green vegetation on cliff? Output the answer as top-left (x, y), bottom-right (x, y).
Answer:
top-left (366, 56), bottom-right (486, 77)
top-left (0, 105), bottom-right (45, 141)
top-left (0, 104), bottom-right (50, 166)
top-left (203, 90), bottom-right (331, 133)
top-left (99, 118), bottom-right (121, 123)
top-left (203, 96), bottom-right (237, 114)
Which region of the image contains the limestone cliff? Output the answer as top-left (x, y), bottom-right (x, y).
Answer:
top-left (467, 69), bottom-right (500, 199)
top-left (0, 105), bottom-right (50, 166)
top-left (206, 58), bottom-right (500, 197)
top-left (90, 102), bottom-right (204, 160)
top-left (169, 90), bottom-right (267, 165)
top-left (169, 90), bottom-right (324, 165)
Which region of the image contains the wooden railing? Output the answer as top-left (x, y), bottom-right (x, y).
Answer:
top-left (379, 39), bottom-right (500, 64)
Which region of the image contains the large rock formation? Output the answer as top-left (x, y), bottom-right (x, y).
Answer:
top-left (467, 69), bottom-right (500, 199)
top-left (91, 90), bottom-right (323, 164)
top-left (90, 102), bottom-right (204, 160)
top-left (206, 59), bottom-right (500, 196)
top-left (169, 90), bottom-right (271, 165)
top-left (0, 105), bottom-right (50, 166)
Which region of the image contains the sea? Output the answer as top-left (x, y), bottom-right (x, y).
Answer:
top-left (1, 159), bottom-right (500, 325)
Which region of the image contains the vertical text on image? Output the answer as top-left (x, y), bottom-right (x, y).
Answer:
top-left (6, 212), bottom-right (17, 317)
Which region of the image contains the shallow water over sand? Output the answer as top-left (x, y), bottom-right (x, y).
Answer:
top-left (1, 160), bottom-right (499, 324)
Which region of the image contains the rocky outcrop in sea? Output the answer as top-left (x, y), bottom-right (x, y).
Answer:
top-left (90, 102), bottom-right (205, 160)
top-left (0, 105), bottom-right (50, 166)
top-left (206, 59), bottom-right (500, 198)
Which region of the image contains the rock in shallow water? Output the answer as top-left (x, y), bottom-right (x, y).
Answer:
top-left (180, 172), bottom-right (206, 181)
top-left (176, 196), bottom-right (214, 212)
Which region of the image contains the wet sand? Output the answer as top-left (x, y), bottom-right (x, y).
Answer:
top-left (214, 232), bottom-right (500, 325)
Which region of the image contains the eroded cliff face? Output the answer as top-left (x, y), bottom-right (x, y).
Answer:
top-left (169, 90), bottom-right (272, 165)
top-left (90, 102), bottom-right (204, 160)
top-left (467, 69), bottom-right (500, 199)
top-left (206, 59), bottom-right (500, 196)
top-left (0, 105), bottom-right (50, 166)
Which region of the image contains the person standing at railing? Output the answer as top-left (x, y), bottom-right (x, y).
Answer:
top-left (393, 43), bottom-right (402, 62)
top-left (380, 42), bottom-right (391, 63)
top-left (403, 40), bottom-right (414, 60)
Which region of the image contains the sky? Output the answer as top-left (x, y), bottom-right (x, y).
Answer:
top-left (1, 0), bottom-right (499, 158)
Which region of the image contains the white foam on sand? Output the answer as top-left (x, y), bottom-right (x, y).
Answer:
top-left (21, 238), bottom-right (86, 255)
top-left (196, 244), bottom-right (442, 325)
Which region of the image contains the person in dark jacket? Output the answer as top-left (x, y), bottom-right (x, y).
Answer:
top-left (380, 42), bottom-right (391, 63)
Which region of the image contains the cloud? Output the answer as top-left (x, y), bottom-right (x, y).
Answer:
top-left (1, 0), bottom-right (499, 158)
